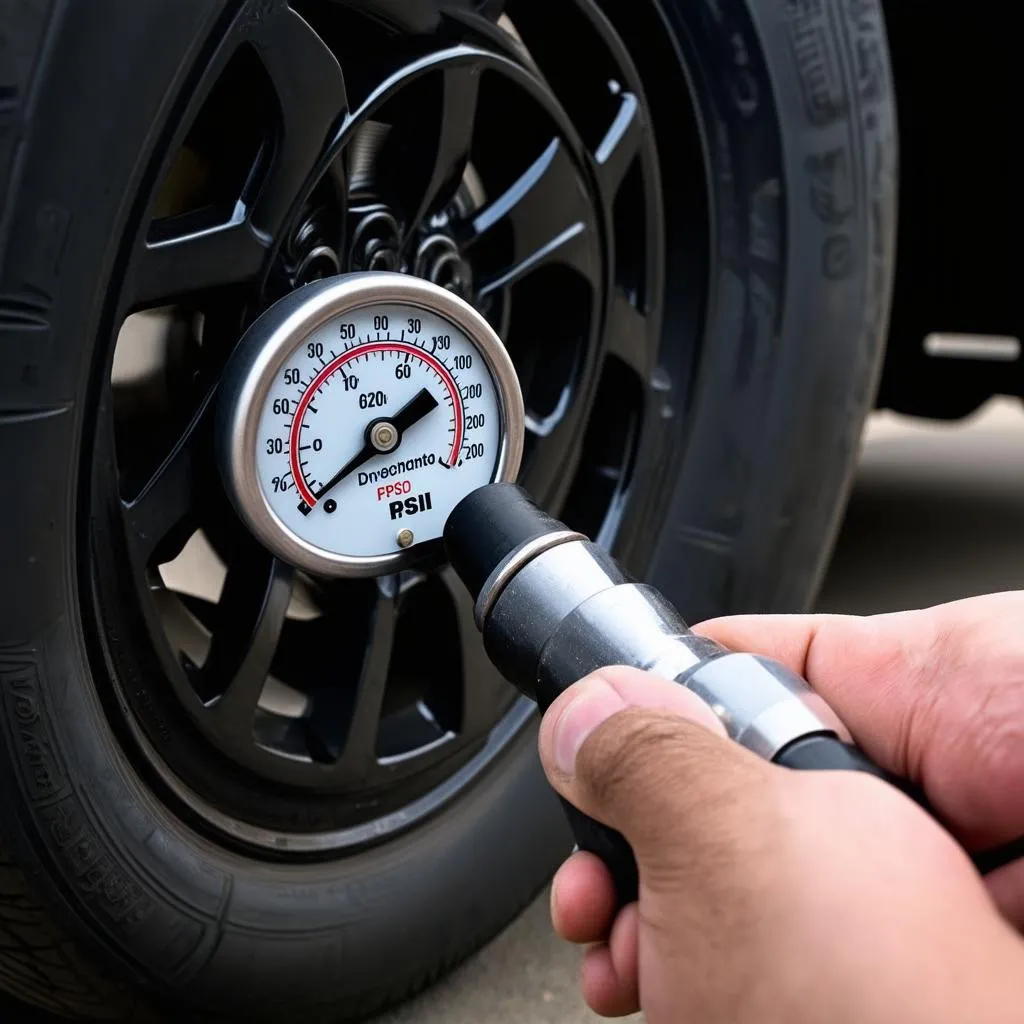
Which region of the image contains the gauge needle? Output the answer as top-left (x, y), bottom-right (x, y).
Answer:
top-left (310, 388), bottom-right (439, 503)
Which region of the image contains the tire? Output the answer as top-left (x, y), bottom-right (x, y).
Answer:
top-left (0, 1), bottom-right (896, 1020)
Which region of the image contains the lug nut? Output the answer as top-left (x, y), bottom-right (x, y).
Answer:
top-left (294, 244), bottom-right (341, 284)
top-left (365, 243), bottom-right (398, 271)
top-left (350, 208), bottom-right (401, 272)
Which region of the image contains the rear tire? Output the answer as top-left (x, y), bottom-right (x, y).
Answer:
top-left (0, 0), bottom-right (896, 1019)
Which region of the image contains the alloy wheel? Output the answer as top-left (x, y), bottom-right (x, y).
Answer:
top-left (86, 0), bottom-right (673, 852)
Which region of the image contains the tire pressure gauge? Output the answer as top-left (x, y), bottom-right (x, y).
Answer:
top-left (217, 273), bottom-right (524, 576)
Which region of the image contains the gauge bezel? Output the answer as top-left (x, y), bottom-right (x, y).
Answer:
top-left (217, 272), bottom-right (525, 577)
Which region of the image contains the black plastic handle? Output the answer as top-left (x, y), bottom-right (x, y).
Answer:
top-left (775, 733), bottom-right (1024, 876)
top-left (774, 732), bottom-right (918, 792)
top-left (559, 800), bottom-right (640, 905)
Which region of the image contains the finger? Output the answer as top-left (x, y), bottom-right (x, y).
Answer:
top-left (580, 909), bottom-right (640, 1019)
top-left (694, 594), bottom-right (1024, 771)
top-left (692, 610), bottom-right (929, 774)
top-left (985, 857), bottom-right (1024, 932)
top-left (607, 902), bottom-right (639, 1005)
top-left (551, 852), bottom-right (619, 944)
top-left (538, 667), bottom-right (767, 857)
top-left (541, 664), bottom-right (727, 785)
top-left (581, 946), bottom-right (635, 1018)
top-left (695, 595), bottom-right (1024, 847)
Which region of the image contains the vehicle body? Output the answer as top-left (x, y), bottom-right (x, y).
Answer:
top-left (879, 4), bottom-right (1021, 418)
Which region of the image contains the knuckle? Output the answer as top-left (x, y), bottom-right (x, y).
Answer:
top-left (896, 618), bottom-right (1024, 835)
top-left (918, 637), bottom-right (1024, 793)
top-left (950, 676), bottom-right (1024, 791)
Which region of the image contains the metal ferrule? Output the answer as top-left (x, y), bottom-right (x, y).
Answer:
top-left (478, 537), bottom-right (844, 762)
top-left (480, 537), bottom-right (627, 691)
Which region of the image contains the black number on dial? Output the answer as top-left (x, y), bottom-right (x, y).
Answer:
top-left (359, 391), bottom-right (387, 409)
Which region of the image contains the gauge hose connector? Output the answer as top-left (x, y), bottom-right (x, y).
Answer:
top-left (444, 483), bottom-right (1019, 905)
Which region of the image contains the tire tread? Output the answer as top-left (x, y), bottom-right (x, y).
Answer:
top-left (0, 843), bottom-right (137, 1019)
top-left (0, 4), bottom-right (147, 1018)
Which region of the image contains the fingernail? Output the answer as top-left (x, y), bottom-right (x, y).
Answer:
top-left (554, 677), bottom-right (628, 775)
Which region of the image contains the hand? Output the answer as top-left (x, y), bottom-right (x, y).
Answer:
top-left (538, 592), bottom-right (1024, 1022)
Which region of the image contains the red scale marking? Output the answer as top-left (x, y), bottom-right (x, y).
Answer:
top-left (288, 342), bottom-right (464, 509)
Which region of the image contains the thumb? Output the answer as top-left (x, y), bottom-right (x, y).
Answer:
top-left (538, 666), bottom-right (777, 861)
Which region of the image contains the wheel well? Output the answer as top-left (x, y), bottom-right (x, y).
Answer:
top-left (877, 1), bottom-right (1022, 420)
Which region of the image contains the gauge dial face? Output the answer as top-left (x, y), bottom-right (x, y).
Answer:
top-left (219, 276), bottom-right (524, 576)
top-left (257, 301), bottom-right (500, 557)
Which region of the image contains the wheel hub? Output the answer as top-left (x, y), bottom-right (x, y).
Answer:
top-left (341, 206), bottom-right (473, 300)
top-left (348, 205), bottom-right (400, 272)
top-left (284, 204), bottom-right (343, 288)
top-left (415, 233), bottom-right (473, 300)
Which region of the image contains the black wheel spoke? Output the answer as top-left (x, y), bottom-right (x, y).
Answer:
top-left (605, 287), bottom-right (651, 380)
top-left (130, 8), bottom-right (345, 309)
top-left (206, 549), bottom-right (294, 738)
top-left (248, 7), bottom-right (348, 236)
top-left (476, 0), bottom-right (507, 20)
top-left (328, 582), bottom-right (397, 782)
top-left (101, 0), bottom-right (668, 838)
top-left (521, 396), bottom-right (592, 509)
top-left (121, 391), bottom-right (215, 565)
top-left (462, 139), bottom-right (600, 296)
top-left (401, 63), bottom-right (482, 246)
top-left (339, 0), bottom-right (443, 34)
top-left (133, 217), bottom-right (268, 308)
top-left (439, 568), bottom-right (512, 739)
top-left (593, 90), bottom-right (645, 196)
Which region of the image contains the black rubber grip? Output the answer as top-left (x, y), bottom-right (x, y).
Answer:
top-left (444, 483), bottom-right (565, 601)
top-left (560, 800), bottom-right (639, 905)
top-left (773, 733), bottom-right (1023, 875)
top-left (773, 733), bottom-right (917, 794)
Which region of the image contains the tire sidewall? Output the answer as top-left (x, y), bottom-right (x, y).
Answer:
top-left (624, 0), bottom-right (896, 623)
